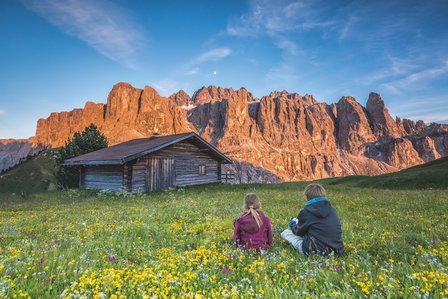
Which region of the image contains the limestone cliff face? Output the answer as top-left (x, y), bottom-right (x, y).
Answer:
top-left (385, 138), bottom-right (422, 168)
top-left (169, 90), bottom-right (191, 106)
top-left (34, 82), bottom-right (191, 147)
top-left (366, 92), bottom-right (401, 140)
top-left (336, 96), bottom-right (375, 153)
top-left (32, 82), bottom-right (448, 182)
top-left (35, 101), bottom-right (105, 148)
top-left (0, 138), bottom-right (43, 173)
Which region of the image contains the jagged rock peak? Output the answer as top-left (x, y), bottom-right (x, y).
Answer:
top-left (266, 90), bottom-right (306, 103)
top-left (106, 82), bottom-right (142, 120)
top-left (111, 81), bottom-right (139, 91)
top-left (366, 92), bottom-right (385, 109)
top-left (338, 95), bottom-right (359, 105)
top-left (302, 94), bottom-right (318, 106)
top-left (169, 90), bottom-right (191, 106)
top-left (268, 90), bottom-right (291, 98)
top-left (336, 95), bottom-right (375, 152)
top-left (191, 85), bottom-right (255, 104)
top-left (191, 86), bottom-right (221, 104)
top-left (366, 92), bottom-right (400, 139)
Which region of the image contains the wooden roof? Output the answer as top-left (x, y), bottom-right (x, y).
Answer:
top-left (64, 132), bottom-right (232, 166)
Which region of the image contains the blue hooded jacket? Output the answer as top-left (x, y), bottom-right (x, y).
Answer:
top-left (291, 198), bottom-right (344, 254)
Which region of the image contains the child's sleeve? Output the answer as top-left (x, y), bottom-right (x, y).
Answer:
top-left (266, 217), bottom-right (273, 245)
top-left (233, 220), bottom-right (240, 247)
top-left (292, 210), bottom-right (309, 237)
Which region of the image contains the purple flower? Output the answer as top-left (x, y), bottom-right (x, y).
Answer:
top-left (107, 255), bottom-right (117, 262)
top-left (227, 253), bottom-right (236, 259)
top-left (221, 267), bottom-right (232, 275)
top-left (43, 276), bottom-right (49, 283)
top-left (38, 258), bottom-right (44, 264)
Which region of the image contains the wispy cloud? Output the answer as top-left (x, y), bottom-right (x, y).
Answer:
top-left (226, 1), bottom-right (334, 86)
top-left (226, 4), bottom-right (263, 37)
top-left (402, 110), bottom-right (448, 124)
top-left (358, 55), bottom-right (419, 86)
top-left (387, 94), bottom-right (448, 124)
top-left (149, 79), bottom-right (191, 96)
top-left (338, 15), bottom-right (358, 41)
top-left (380, 61), bottom-right (448, 94)
top-left (334, 1), bottom-right (442, 53)
top-left (190, 48), bottom-right (232, 66)
top-left (274, 36), bottom-right (300, 56)
top-left (187, 67), bottom-right (199, 75)
top-left (265, 59), bottom-right (299, 91)
top-left (227, 0), bottom-right (333, 37)
top-left (151, 47), bottom-right (232, 94)
top-left (390, 97), bottom-right (448, 111)
top-left (20, 0), bottom-right (145, 69)
top-left (0, 110), bottom-right (5, 117)
top-left (410, 112), bottom-right (448, 123)
top-left (183, 47), bottom-right (232, 75)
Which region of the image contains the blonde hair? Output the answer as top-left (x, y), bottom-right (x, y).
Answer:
top-left (304, 183), bottom-right (326, 200)
top-left (242, 193), bottom-right (263, 229)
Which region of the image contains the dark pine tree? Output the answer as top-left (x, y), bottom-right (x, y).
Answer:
top-left (55, 124), bottom-right (108, 188)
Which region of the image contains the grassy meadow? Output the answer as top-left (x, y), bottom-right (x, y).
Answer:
top-left (0, 152), bottom-right (57, 196)
top-left (0, 182), bottom-right (447, 298)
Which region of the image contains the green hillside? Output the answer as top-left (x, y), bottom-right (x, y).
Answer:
top-left (321, 156), bottom-right (448, 189)
top-left (0, 151), bottom-right (446, 196)
top-left (0, 151), bottom-right (57, 195)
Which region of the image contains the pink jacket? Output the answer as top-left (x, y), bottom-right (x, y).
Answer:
top-left (233, 211), bottom-right (273, 250)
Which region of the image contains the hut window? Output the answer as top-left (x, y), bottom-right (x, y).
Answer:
top-left (199, 164), bottom-right (206, 176)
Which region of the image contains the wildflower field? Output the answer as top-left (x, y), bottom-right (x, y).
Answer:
top-left (0, 183), bottom-right (447, 298)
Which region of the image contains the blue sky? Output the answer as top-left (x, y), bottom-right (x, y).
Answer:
top-left (1, 0), bottom-right (447, 139)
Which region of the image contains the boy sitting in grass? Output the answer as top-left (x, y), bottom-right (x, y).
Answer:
top-left (280, 183), bottom-right (344, 255)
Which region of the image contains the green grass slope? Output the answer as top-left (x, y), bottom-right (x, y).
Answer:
top-left (0, 151), bottom-right (57, 195)
top-left (321, 156), bottom-right (448, 189)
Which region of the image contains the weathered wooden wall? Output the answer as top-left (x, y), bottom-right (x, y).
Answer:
top-left (152, 140), bottom-right (220, 187)
top-left (147, 158), bottom-right (174, 192)
top-left (130, 159), bottom-right (146, 193)
top-left (123, 164), bottom-right (132, 192)
top-left (129, 157), bottom-right (176, 193)
top-left (81, 166), bottom-right (123, 192)
top-left (79, 140), bottom-right (224, 193)
top-left (128, 140), bottom-right (221, 192)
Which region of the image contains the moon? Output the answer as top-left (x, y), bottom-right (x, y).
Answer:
top-left (213, 71), bottom-right (217, 75)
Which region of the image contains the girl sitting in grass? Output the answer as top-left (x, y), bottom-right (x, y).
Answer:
top-left (233, 193), bottom-right (272, 251)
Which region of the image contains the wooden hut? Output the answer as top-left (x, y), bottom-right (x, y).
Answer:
top-left (64, 132), bottom-right (233, 192)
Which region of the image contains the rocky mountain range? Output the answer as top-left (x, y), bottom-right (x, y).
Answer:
top-left (0, 138), bottom-right (43, 173)
top-left (3, 82), bottom-right (447, 182)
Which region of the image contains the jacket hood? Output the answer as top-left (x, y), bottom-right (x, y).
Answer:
top-left (236, 211), bottom-right (265, 234)
top-left (304, 201), bottom-right (332, 218)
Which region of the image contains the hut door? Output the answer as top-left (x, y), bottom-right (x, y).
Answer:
top-left (146, 158), bottom-right (174, 192)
